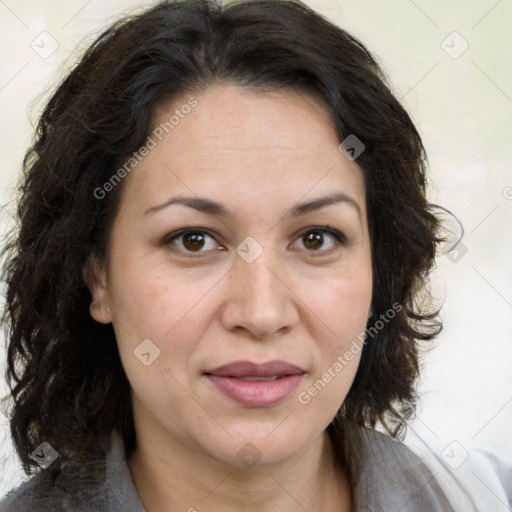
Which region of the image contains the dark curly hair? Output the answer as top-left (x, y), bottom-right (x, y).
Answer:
top-left (1, 0), bottom-right (442, 487)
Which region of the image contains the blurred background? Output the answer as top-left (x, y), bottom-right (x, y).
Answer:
top-left (1, 0), bottom-right (511, 502)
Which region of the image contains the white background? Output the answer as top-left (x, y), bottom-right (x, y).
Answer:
top-left (1, 0), bottom-right (511, 502)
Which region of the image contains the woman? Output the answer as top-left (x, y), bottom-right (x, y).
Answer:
top-left (0, 0), bottom-right (459, 510)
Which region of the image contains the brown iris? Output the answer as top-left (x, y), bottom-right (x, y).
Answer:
top-left (303, 231), bottom-right (324, 251)
top-left (182, 232), bottom-right (206, 251)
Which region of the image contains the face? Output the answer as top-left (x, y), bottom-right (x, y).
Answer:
top-left (89, 83), bottom-right (373, 469)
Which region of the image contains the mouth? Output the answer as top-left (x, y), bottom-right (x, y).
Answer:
top-left (204, 360), bottom-right (305, 407)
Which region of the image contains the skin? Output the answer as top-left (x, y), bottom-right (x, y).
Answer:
top-left (88, 83), bottom-right (373, 512)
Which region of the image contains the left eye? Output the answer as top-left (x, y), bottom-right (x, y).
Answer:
top-left (291, 227), bottom-right (345, 252)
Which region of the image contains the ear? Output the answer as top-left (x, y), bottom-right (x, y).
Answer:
top-left (83, 254), bottom-right (113, 325)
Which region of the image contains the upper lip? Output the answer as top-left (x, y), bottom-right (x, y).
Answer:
top-left (205, 360), bottom-right (305, 378)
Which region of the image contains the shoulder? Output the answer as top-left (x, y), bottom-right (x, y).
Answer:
top-left (0, 468), bottom-right (112, 512)
top-left (354, 428), bottom-right (455, 511)
top-left (0, 432), bottom-right (143, 512)
top-left (0, 472), bottom-right (65, 512)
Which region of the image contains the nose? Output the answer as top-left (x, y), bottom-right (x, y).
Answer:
top-left (220, 246), bottom-right (299, 339)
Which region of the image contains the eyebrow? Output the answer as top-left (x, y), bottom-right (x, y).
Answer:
top-left (144, 192), bottom-right (361, 219)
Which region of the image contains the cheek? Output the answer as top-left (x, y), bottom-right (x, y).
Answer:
top-left (300, 267), bottom-right (372, 404)
top-left (296, 278), bottom-right (369, 418)
top-left (109, 255), bottom-right (216, 333)
top-left (107, 262), bottom-right (217, 378)
top-left (301, 268), bottom-right (372, 341)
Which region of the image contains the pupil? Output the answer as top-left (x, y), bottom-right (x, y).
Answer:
top-left (304, 231), bottom-right (323, 250)
top-left (184, 232), bottom-right (205, 251)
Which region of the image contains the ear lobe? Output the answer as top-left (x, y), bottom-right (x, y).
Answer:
top-left (83, 254), bottom-right (113, 325)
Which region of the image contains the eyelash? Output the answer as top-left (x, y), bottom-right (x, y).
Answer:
top-left (161, 226), bottom-right (347, 256)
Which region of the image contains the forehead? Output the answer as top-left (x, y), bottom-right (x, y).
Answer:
top-left (151, 83), bottom-right (344, 156)
top-left (121, 83), bottom-right (366, 214)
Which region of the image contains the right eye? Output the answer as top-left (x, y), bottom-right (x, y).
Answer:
top-left (162, 229), bottom-right (223, 254)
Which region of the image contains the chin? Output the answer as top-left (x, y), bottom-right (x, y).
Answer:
top-left (200, 422), bottom-right (318, 469)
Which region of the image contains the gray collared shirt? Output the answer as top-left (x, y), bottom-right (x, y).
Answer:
top-left (0, 428), bottom-right (455, 511)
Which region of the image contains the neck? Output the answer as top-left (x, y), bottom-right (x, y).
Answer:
top-left (127, 426), bottom-right (352, 512)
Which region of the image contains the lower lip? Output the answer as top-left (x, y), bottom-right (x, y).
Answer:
top-left (206, 374), bottom-right (303, 407)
